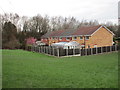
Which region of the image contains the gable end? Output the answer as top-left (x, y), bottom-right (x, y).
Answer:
top-left (91, 25), bottom-right (115, 36)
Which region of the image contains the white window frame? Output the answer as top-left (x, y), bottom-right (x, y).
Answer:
top-left (66, 37), bottom-right (70, 40)
top-left (73, 37), bottom-right (77, 40)
top-left (59, 37), bottom-right (62, 40)
top-left (52, 37), bottom-right (54, 40)
top-left (80, 36), bottom-right (83, 40)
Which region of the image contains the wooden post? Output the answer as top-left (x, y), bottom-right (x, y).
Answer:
top-left (79, 47), bottom-right (81, 56)
top-left (101, 47), bottom-right (103, 53)
top-left (53, 47), bottom-right (54, 55)
top-left (57, 48), bottom-right (59, 57)
top-left (91, 48), bottom-right (93, 55)
top-left (110, 46), bottom-right (111, 52)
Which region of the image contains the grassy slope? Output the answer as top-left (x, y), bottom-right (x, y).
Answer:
top-left (2, 50), bottom-right (118, 88)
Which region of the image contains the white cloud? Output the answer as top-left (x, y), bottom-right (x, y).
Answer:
top-left (0, 0), bottom-right (119, 24)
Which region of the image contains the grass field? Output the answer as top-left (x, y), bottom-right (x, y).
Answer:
top-left (2, 50), bottom-right (118, 88)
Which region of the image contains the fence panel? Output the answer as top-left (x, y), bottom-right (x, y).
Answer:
top-left (75, 49), bottom-right (80, 55)
top-left (92, 48), bottom-right (96, 54)
top-left (54, 48), bottom-right (58, 56)
top-left (112, 45), bottom-right (115, 51)
top-left (26, 45), bottom-right (118, 57)
top-left (68, 49), bottom-right (73, 55)
top-left (44, 46), bottom-right (47, 53)
top-left (81, 49), bottom-right (85, 56)
top-left (106, 46), bottom-right (110, 52)
top-left (97, 47), bottom-right (101, 53)
top-left (102, 47), bottom-right (106, 52)
top-left (87, 48), bottom-right (91, 55)
top-left (117, 45), bottom-right (119, 51)
top-left (49, 47), bottom-right (53, 55)
top-left (59, 48), bottom-right (66, 56)
top-left (37, 47), bottom-right (39, 52)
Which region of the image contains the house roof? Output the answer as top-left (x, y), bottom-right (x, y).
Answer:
top-left (72, 25), bottom-right (101, 36)
top-left (41, 25), bottom-right (114, 38)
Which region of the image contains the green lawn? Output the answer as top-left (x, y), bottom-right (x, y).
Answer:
top-left (2, 50), bottom-right (118, 88)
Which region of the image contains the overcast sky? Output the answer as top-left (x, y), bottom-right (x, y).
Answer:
top-left (0, 0), bottom-right (119, 24)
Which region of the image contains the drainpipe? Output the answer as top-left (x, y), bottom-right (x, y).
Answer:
top-left (84, 36), bottom-right (86, 49)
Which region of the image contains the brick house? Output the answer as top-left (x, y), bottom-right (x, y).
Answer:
top-left (41, 25), bottom-right (114, 48)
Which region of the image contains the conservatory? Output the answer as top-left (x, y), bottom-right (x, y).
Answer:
top-left (51, 41), bottom-right (80, 49)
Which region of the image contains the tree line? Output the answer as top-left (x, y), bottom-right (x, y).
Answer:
top-left (0, 13), bottom-right (119, 49)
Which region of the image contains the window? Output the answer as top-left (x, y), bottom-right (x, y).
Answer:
top-left (73, 37), bottom-right (77, 40)
top-left (66, 37), bottom-right (70, 40)
top-left (59, 37), bottom-right (62, 40)
top-left (52, 37), bottom-right (54, 40)
top-left (80, 36), bottom-right (83, 40)
top-left (85, 36), bottom-right (89, 40)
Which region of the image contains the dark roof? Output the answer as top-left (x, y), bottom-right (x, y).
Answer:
top-left (41, 25), bottom-right (112, 38)
top-left (49, 30), bottom-right (65, 37)
top-left (72, 25), bottom-right (101, 36)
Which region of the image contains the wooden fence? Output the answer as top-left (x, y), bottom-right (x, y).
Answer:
top-left (26, 45), bottom-right (119, 57)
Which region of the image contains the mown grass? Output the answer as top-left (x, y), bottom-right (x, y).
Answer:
top-left (2, 50), bottom-right (118, 88)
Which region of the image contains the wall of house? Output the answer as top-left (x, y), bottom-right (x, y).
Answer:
top-left (48, 37), bottom-right (71, 45)
top-left (71, 36), bottom-right (84, 44)
top-left (71, 27), bottom-right (113, 48)
top-left (85, 27), bottom-right (113, 48)
top-left (42, 27), bottom-right (113, 48)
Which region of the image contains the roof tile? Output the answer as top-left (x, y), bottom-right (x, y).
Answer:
top-left (41, 25), bottom-right (102, 38)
